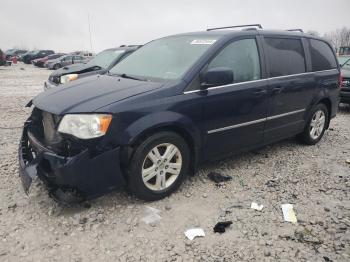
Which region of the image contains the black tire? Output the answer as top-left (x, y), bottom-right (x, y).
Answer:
top-left (298, 103), bottom-right (329, 145)
top-left (53, 64), bottom-right (61, 70)
top-left (127, 131), bottom-right (190, 201)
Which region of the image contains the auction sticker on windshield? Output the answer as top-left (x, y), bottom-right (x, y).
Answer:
top-left (190, 39), bottom-right (217, 45)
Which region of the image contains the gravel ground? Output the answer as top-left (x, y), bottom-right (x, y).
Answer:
top-left (0, 63), bottom-right (350, 262)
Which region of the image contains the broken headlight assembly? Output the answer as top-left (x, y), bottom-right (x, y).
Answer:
top-left (58, 114), bottom-right (112, 139)
top-left (60, 74), bottom-right (78, 84)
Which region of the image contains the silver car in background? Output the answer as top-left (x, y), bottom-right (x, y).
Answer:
top-left (46, 54), bottom-right (87, 70)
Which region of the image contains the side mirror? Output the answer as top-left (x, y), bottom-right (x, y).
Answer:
top-left (201, 67), bottom-right (234, 89)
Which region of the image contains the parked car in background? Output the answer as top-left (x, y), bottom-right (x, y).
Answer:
top-left (338, 56), bottom-right (350, 104)
top-left (0, 49), bottom-right (5, 66)
top-left (339, 46), bottom-right (350, 56)
top-left (45, 54), bottom-right (86, 70)
top-left (23, 50), bottom-right (55, 64)
top-left (17, 51), bottom-right (30, 62)
top-left (19, 25), bottom-right (340, 203)
top-left (45, 46), bottom-right (140, 89)
top-left (5, 49), bottom-right (28, 60)
top-left (32, 53), bottom-right (65, 67)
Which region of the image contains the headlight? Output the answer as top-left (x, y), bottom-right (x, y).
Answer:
top-left (60, 74), bottom-right (78, 84)
top-left (58, 114), bottom-right (112, 139)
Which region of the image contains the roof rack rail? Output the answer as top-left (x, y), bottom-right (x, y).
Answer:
top-left (207, 24), bottom-right (263, 31)
top-left (286, 29), bottom-right (304, 33)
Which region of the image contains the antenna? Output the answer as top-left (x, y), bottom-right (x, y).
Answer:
top-left (88, 13), bottom-right (93, 52)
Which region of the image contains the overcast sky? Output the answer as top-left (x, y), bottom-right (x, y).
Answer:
top-left (1, 0), bottom-right (349, 53)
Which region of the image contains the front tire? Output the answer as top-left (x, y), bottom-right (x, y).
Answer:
top-left (298, 103), bottom-right (328, 145)
top-left (127, 131), bottom-right (190, 201)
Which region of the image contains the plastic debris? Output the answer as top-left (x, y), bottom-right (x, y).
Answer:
top-left (184, 228), bottom-right (205, 240)
top-left (281, 204), bottom-right (297, 224)
top-left (141, 206), bottom-right (161, 225)
top-left (251, 202), bottom-right (264, 211)
top-left (207, 172), bottom-right (232, 184)
top-left (213, 221), bottom-right (232, 233)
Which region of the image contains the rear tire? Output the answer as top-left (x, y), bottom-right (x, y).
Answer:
top-left (127, 131), bottom-right (190, 201)
top-left (53, 64), bottom-right (61, 70)
top-left (298, 103), bottom-right (328, 145)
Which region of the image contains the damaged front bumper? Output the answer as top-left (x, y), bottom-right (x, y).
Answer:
top-left (18, 120), bottom-right (126, 203)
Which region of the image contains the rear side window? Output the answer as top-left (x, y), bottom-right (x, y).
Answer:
top-left (309, 39), bottom-right (337, 71)
top-left (264, 38), bottom-right (306, 77)
top-left (208, 38), bottom-right (261, 83)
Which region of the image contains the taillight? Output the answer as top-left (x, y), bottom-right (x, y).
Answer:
top-left (339, 73), bottom-right (343, 88)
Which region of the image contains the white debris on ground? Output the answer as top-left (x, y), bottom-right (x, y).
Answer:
top-left (281, 204), bottom-right (298, 224)
top-left (251, 202), bottom-right (264, 211)
top-left (185, 228), bottom-right (206, 241)
top-left (0, 64), bottom-right (350, 261)
top-left (141, 206), bottom-right (162, 226)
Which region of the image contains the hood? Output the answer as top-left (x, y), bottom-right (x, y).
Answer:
top-left (33, 74), bottom-right (163, 115)
top-left (51, 63), bottom-right (98, 77)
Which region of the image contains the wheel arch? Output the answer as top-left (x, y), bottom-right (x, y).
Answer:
top-left (119, 111), bottom-right (201, 175)
top-left (316, 97), bottom-right (332, 129)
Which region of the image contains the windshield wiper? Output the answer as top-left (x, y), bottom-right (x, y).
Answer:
top-left (340, 58), bottom-right (350, 68)
top-left (108, 72), bottom-right (147, 81)
top-left (120, 73), bottom-right (147, 81)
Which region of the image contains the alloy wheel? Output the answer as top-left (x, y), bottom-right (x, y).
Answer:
top-left (309, 110), bottom-right (326, 140)
top-left (141, 143), bottom-right (182, 191)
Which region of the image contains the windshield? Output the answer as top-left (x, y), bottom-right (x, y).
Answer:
top-left (87, 49), bottom-right (125, 68)
top-left (338, 56), bottom-right (350, 70)
top-left (110, 35), bottom-right (219, 81)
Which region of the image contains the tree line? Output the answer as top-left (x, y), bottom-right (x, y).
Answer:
top-left (307, 27), bottom-right (350, 50)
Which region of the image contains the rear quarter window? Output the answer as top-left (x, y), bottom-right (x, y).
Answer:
top-left (309, 39), bottom-right (337, 71)
top-left (264, 37), bottom-right (306, 77)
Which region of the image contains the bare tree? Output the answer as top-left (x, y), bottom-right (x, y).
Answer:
top-left (324, 27), bottom-right (350, 49)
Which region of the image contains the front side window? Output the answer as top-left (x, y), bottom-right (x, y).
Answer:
top-left (110, 35), bottom-right (220, 81)
top-left (309, 39), bottom-right (337, 71)
top-left (264, 38), bottom-right (306, 77)
top-left (207, 38), bottom-right (261, 83)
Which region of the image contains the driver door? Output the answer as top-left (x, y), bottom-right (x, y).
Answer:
top-left (202, 37), bottom-right (269, 159)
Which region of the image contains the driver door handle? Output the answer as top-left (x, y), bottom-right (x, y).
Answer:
top-left (253, 89), bottom-right (267, 97)
top-left (272, 86), bottom-right (283, 94)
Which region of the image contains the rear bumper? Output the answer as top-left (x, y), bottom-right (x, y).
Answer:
top-left (18, 120), bottom-right (126, 203)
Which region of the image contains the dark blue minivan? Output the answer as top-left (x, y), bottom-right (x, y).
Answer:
top-left (19, 25), bottom-right (340, 202)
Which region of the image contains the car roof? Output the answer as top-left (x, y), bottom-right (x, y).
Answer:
top-left (171, 28), bottom-right (327, 42)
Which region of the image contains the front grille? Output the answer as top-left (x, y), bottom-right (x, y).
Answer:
top-left (42, 111), bottom-right (61, 144)
top-left (343, 78), bottom-right (350, 88)
top-left (29, 108), bottom-right (62, 149)
top-left (49, 76), bottom-right (60, 84)
top-left (29, 108), bottom-right (86, 157)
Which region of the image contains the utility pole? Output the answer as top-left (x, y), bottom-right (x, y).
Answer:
top-left (88, 13), bottom-right (93, 53)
